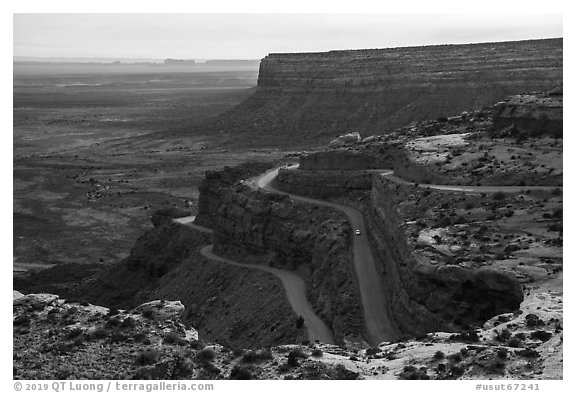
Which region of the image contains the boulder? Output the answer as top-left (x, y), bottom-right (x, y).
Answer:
top-left (132, 300), bottom-right (185, 321)
top-left (329, 132), bottom-right (361, 147)
top-left (13, 293), bottom-right (59, 310)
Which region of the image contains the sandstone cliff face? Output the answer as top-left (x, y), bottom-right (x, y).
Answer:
top-left (275, 145), bottom-right (446, 199)
top-left (196, 162), bottom-right (275, 228)
top-left (299, 149), bottom-right (379, 170)
top-left (274, 168), bottom-right (373, 198)
top-left (258, 40), bottom-right (562, 90)
top-left (214, 39), bottom-right (562, 147)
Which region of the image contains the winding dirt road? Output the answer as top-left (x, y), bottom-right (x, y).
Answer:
top-left (174, 216), bottom-right (334, 343)
top-left (199, 245), bottom-right (335, 344)
top-left (181, 164), bottom-right (561, 346)
top-left (382, 173), bottom-right (561, 193)
top-left (258, 167), bottom-right (400, 345)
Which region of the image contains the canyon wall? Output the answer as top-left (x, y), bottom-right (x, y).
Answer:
top-left (274, 168), bottom-right (373, 198)
top-left (215, 39), bottom-right (562, 146)
top-left (299, 150), bottom-right (379, 170)
top-left (369, 176), bottom-right (524, 329)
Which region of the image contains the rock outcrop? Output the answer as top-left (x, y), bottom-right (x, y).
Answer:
top-left (492, 89), bottom-right (563, 137)
top-left (329, 132), bottom-right (361, 147)
top-left (196, 162), bottom-right (275, 228)
top-left (299, 149), bottom-right (379, 170)
top-left (274, 168), bottom-right (374, 198)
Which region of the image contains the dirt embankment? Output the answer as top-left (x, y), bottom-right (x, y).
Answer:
top-left (14, 219), bottom-right (306, 349)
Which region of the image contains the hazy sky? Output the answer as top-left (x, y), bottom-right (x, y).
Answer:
top-left (13, 13), bottom-right (562, 60)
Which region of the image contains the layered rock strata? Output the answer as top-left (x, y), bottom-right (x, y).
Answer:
top-left (214, 39), bottom-right (562, 146)
top-left (492, 88), bottom-right (563, 137)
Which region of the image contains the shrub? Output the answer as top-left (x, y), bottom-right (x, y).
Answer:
top-left (516, 349), bottom-right (539, 358)
top-left (287, 349), bottom-right (307, 367)
top-left (365, 347), bottom-right (380, 356)
top-left (525, 314), bottom-right (544, 327)
top-left (507, 337), bottom-right (522, 348)
top-left (497, 348), bottom-right (508, 359)
top-left (136, 349), bottom-right (161, 365)
top-left (132, 331), bottom-right (148, 343)
top-left (449, 364), bottom-right (465, 377)
top-left (189, 340), bottom-right (206, 350)
top-left (241, 351), bottom-right (259, 363)
top-left (141, 309), bottom-right (155, 319)
top-left (399, 365), bottom-right (430, 380)
top-left (164, 331), bottom-right (187, 346)
top-left (109, 332), bottom-right (129, 343)
top-left (14, 314), bottom-right (31, 326)
top-left (495, 329), bottom-right (512, 343)
top-left (513, 332), bottom-right (526, 341)
top-left (107, 307), bottom-right (119, 316)
top-left (195, 348), bottom-right (216, 364)
top-left (552, 208), bottom-right (563, 219)
top-left (487, 360), bottom-right (506, 374)
top-left (257, 349), bottom-right (273, 361)
top-left (530, 330), bottom-right (552, 342)
top-left (448, 353), bottom-right (463, 363)
top-left (289, 348), bottom-right (307, 359)
top-left (331, 364), bottom-right (360, 380)
top-left (459, 330), bottom-right (480, 343)
top-left (88, 328), bottom-right (108, 340)
top-left (434, 351), bottom-right (445, 360)
top-left (493, 191), bottom-right (506, 201)
top-left (65, 328), bottom-right (83, 340)
top-left (106, 317), bottom-right (122, 328)
top-left (229, 365), bottom-right (254, 380)
top-left (120, 317), bottom-right (137, 329)
top-left (296, 316), bottom-right (305, 328)
top-left (311, 348), bottom-right (323, 357)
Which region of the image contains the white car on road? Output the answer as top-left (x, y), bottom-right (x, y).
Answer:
top-left (355, 229), bottom-right (361, 235)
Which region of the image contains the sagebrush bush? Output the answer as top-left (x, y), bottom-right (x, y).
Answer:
top-left (120, 317), bottom-right (136, 329)
top-left (399, 365), bottom-right (430, 380)
top-left (493, 191), bottom-right (506, 201)
top-left (257, 349), bottom-right (273, 361)
top-left (229, 365), bottom-right (254, 380)
top-left (241, 351), bottom-right (259, 363)
top-left (195, 348), bottom-right (216, 364)
top-left (136, 349), bottom-right (161, 365)
top-left (164, 331), bottom-right (187, 346)
top-left (433, 350), bottom-right (445, 360)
